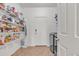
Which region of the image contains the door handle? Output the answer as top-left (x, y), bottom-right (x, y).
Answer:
top-left (56, 38), bottom-right (60, 41)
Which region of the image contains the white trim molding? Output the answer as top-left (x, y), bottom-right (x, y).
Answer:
top-left (74, 4), bottom-right (79, 39)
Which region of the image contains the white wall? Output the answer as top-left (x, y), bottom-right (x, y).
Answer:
top-left (22, 7), bottom-right (57, 47)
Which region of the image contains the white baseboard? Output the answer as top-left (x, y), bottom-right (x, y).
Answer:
top-left (21, 43), bottom-right (50, 48)
top-left (29, 44), bottom-right (49, 47)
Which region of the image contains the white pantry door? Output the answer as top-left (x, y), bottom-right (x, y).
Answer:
top-left (57, 4), bottom-right (79, 56)
top-left (57, 3), bottom-right (68, 56)
top-left (29, 17), bottom-right (49, 46)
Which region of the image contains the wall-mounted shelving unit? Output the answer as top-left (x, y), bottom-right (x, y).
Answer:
top-left (0, 4), bottom-right (26, 50)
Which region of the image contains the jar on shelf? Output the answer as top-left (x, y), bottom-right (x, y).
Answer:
top-left (0, 3), bottom-right (5, 10)
top-left (2, 15), bottom-right (7, 21)
top-left (0, 35), bottom-right (4, 45)
top-left (4, 35), bottom-right (11, 43)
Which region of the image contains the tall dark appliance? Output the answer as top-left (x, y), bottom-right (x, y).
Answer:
top-left (49, 33), bottom-right (58, 56)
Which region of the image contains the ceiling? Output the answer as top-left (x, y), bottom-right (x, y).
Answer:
top-left (19, 3), bottom-right (57, 8)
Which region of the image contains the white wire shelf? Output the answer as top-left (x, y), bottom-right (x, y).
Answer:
top-left (0, 32), bottom-right (25, 49)
top-left (0, 9), bottom-right (16, 17)
top-left (0, 32), bottom-right (25, 34)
